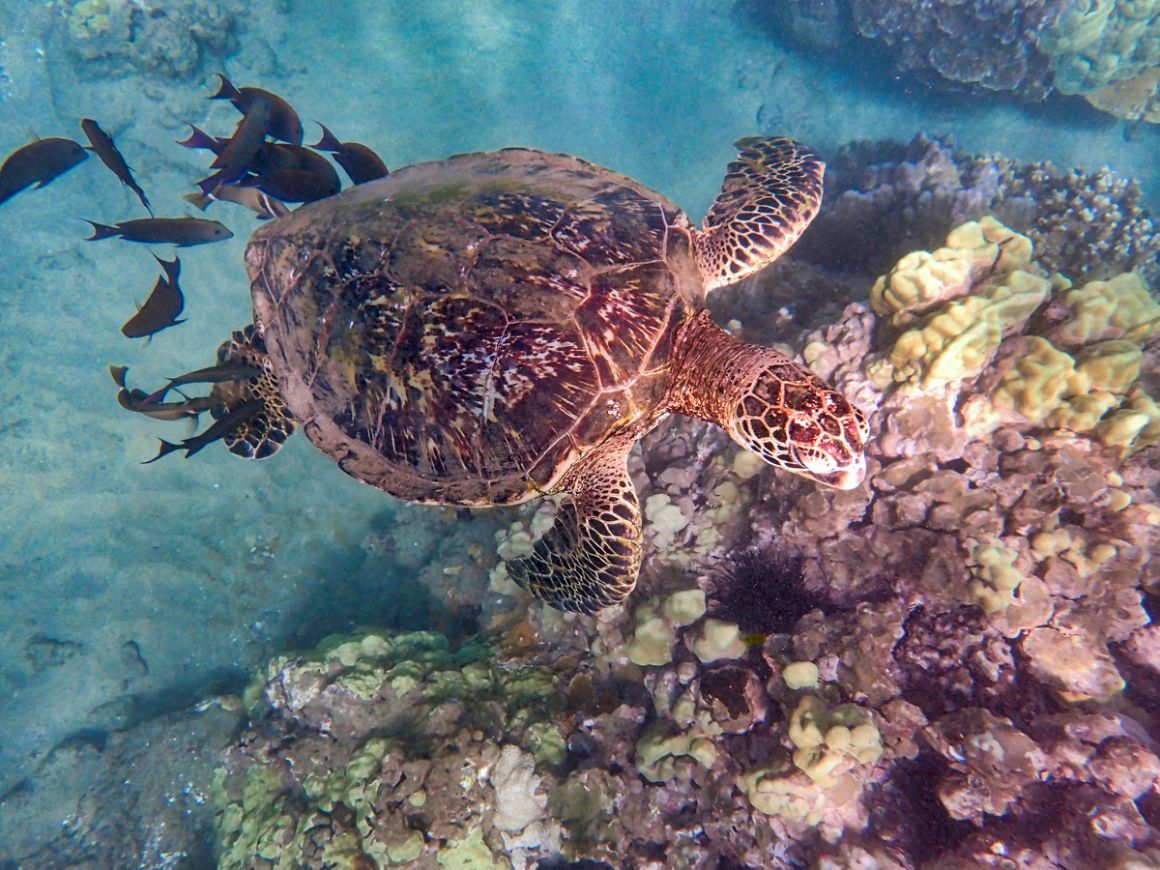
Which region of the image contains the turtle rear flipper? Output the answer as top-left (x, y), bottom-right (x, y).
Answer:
top-left (506, 436), bottom-right (641, 614)
top-left (131, 325), bottom-right (295, 463)
top-left (694, 137), bottom-right (824, 293)
top-left (220, 396), bottom-right (293, 459)
top-left (214, 325), bottom-right (295, 460)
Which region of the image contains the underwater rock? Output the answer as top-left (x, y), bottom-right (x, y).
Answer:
top-left (0, 698), bottom-right (242, 868)
top-left (57, 0), bottom-right (245, 78)
top-left (925, 707), bottom-right (1048, 822)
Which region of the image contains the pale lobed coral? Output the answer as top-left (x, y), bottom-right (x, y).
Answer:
top-left (1037, 0), bottom-right (1160, 97)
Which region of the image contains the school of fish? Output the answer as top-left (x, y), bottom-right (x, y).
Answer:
top-left (0, 74), bottom-right (389, 459)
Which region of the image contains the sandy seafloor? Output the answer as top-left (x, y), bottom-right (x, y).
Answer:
top-left (0, 0), bottom-right (1157, 865)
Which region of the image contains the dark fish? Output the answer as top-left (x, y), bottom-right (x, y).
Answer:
top-left (211, 99), bottom-right (271, 171)
top-left (0, 137), bottom-right (88, 206)
top-left (85, 217), bottom-right (232, 246)
top-left (246, 142), bottom-right (341, 202)
top-left (312, 124), bottom-right (389, 184)
top-left (246, 167), bottom-right (340, 203)
top-left (80, 118), bottom-right (152, 215)
top-left (252, 141), bottom-right (339, 176)
top-left (183, 185), bottom-right (290, 220)
top-left (176, 125), bottom-right (227, 155)
top-left (121, 255), bottom-right (185, 338)
top-left (152, 252), bottom-right (181, 287)
top-left (144, 399), bottom-right (264, 463)
top-left (211, 74), bottom-right (304, 146)
top-left (143, 362), bottom-right (262, 404)
top-left (111, 365), bottom-right (219, 421)
top-left (197, 96), bottom-right (272, 195)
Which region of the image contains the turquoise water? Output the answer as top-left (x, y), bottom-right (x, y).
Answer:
top-left (1, 1), bottom-right (1158, 867)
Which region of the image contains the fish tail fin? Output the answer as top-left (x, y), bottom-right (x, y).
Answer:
top-left (177, 125), bottom-right (218, 151)
top-left (312, 123), bottom-right (342, 153)
top-left (210, 73), bottom-right (240, 102)
top-left (182, 191), bottom-right (212, 211)
top-left (197, 170), bottom-right (230, 197)
top-left (84, 220), bottom-right (120, 241)
top-left (152, 253), bottom-right (181, 286)
top-left (197, 172), bottom-right (226, 197)
top-left (142, 439), bottom-right (184, 464)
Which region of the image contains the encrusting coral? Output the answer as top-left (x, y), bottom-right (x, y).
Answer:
top-left (214, 631), bottom-right (568, 869)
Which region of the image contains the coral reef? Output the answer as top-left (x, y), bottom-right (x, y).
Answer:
top-left (184, 134), bottom-right (1159, 868)
top-left (850, 0), bottom-right (1055, 97)
top-left (214, 630), bottom-right (569, 869)
top-left (789, 133), bottom-right (1160, 285)
top-left (1083, 66), bottom-right (1160, 123)
top-left (483, 213), bottom-right (1158, 865)
top-left (764, 0), bottom-right (1160, 122)
top-left (1037, 0), bottom-right (1160, 98)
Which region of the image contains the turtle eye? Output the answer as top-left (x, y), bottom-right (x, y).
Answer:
top-left (845, 407), bottom-right (869, 450)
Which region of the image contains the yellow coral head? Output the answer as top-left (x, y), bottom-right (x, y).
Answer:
top-left (729, 362), bottom-right (869, 491)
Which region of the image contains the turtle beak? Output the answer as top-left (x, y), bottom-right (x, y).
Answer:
top-left (793, 447), bottom-right (866, 491)
top-left (818, 456), bottom-right (866, 491)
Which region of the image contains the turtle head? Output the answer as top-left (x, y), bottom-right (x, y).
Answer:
top-left (727, 359), bottom-right (869, 491)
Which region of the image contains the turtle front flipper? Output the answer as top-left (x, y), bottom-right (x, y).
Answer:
top-left (507, 436), bottom-right (641, 614)
top-left (693, 136), bottom-right (824, 293)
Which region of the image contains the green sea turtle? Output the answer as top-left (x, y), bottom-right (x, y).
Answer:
top-left (137, 138), bottom-right (868, 613)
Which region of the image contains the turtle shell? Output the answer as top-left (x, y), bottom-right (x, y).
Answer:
top-left (246, 148), bottom-right (702, 505)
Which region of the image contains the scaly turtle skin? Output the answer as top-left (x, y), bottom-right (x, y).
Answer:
top-left (146, 138), bottom-right (869, 613)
